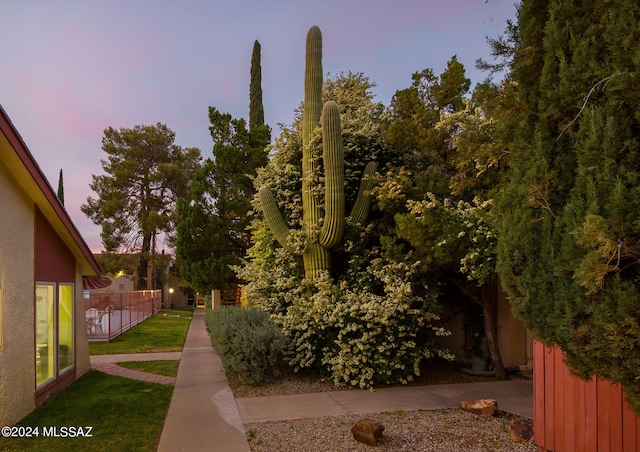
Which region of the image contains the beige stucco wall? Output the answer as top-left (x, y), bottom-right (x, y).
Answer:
top-left (435, 289), bottom-right (530, 369)
top-left (91, 275), bottom-right (135, 293)
top-left (74, 271), bottom-right (91, 378)
top-left (165, 273), bottom-right (188, 308)
top-left (0, 162), bottom-right (36, 426)
top-left (496, 291), bottom-right (529, 369)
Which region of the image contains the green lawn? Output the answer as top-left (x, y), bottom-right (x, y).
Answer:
top-left (0, 309), bottom-right (194, 451)
top-left (0, 371), bottom-right (173, 452)
top-left (116, 360), bottom-right (180, 377)
top-left (89, 309), bottom-right (193, 355)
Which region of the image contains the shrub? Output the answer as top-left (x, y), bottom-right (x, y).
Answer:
top-left (205, 307), bottom-right (286, 385)
top-left (237, 234), bottom-right (453, 389)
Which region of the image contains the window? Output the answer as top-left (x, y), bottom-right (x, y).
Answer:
top-left (58, 284), bottom-right (74, 373)
top-left (35, 283), bottom-right (74, 387)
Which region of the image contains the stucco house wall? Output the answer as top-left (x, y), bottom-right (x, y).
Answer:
top-left (0, 162), bottom-right (37, 426)
top-left (0, 105), bottom-right (101, 426)
top-left (89, 274), bottom-right (135, 293)
top-left (435, 286), bottom-right (531, 370)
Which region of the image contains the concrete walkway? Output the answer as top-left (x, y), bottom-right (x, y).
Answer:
top-left (237, 379), bottom-right (533, 423)
top-left (157, 309), bottom-right (251, 452)
top-left (91, 310), bottom-right (533, 451)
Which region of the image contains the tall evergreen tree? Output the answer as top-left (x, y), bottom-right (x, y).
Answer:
top-left (249, 40), bottom-right (265, 130)
top-left (496, 0), bottom-right (640, 412)
top-left (57, 168), bottom-right (64, 206)
top-left (176, 40), bottom-right (271, 294)
top-left (82, 123), bottom-right (201, 289)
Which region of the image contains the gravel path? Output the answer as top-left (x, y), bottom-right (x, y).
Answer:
top-left (245, 409), bottom-right (536, 451)
top-left (232, 360), bottom-right (536, 450)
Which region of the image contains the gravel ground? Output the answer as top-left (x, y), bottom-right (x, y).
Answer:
top-left (244, 409), bottom-right (536, 451)
top-left (232, 360), bottom-right (536, 451)
top-left (229, 359), bottom-right (519, 398)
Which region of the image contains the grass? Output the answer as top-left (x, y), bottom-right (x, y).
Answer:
top-left (0, 309), bottom-right (193, 451)
top-left (116, 360), bottom-right (180, 377)
top-left (89, 309), bottom-right (192, 355)
top-left (0, 370), bottom-right (173, 452)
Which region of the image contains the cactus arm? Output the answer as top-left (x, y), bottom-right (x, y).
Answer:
top-left (258, 186), bottom-right (292, 251)
top-left (319, 101), bottom-right (345, 248)
top-left (349, 161), bottom-right (377, 227)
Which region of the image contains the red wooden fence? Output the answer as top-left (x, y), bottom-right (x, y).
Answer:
top-left (534, 342), bottom-right (640, 451)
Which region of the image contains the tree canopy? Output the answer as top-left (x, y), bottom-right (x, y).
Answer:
top-left (82, 123), bottom-right (200, 289)
top-left (495, 0), bottom-right (640, 413)
top-left (176, 39), bottom-right (271, 294)
top-left (378, 56), bottom-right (514, 379)
top-left (237, 54), bottom-right (451, 388)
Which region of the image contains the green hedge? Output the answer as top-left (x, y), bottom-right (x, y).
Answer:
top-left (205, 307), bottom-right (286, 385)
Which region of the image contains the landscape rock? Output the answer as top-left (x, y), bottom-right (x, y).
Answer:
top-left (509, 419), bottom-right (534, 443)
top-left (351, 418), bottom-right (385, 446)
top-left (460, 399), bottom-right (498, 416)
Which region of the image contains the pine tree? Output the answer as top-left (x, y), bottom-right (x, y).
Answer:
top-left (496, 0), bottom-right (640, 413)
top-left (82, 123), bottom-right (201, 289)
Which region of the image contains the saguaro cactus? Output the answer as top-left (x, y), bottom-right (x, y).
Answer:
top-left (259, 25), bottom-right (377, 280)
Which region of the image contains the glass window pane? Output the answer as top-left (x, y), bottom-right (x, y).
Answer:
top-left (35, 284), bottom-right (55, 386)
top-left (58, 284), bottom-right (74, 372)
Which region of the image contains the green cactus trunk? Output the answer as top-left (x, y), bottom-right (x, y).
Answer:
top-left (301, 25), bottom-right (330, 280)
top-left (259, 25), bottom-right (376, 282)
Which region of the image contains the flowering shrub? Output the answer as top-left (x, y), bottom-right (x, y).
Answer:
top-left (235, 72), bottom-right (451, 388)
top-left (236, 221), bottom-right (453, 388)
top-left (406, 194), bottom-right (496, 285)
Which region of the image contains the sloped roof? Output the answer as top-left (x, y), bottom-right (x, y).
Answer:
top-left (0, 103), bottom-right (101, 277)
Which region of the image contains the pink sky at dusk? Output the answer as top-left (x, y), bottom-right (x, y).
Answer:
top-left (1, 0), bottom-right (517, 253)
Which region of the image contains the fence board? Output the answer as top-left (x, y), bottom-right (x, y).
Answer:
top-left (597, 378), bottom-right (611, 451)
top-left (553, 347), bottom-right (565, 452)
top-left (563, 356), bottom-right (575, 452)
top-left (574, 377), bottom-right (587, 452)
top-left (544, 346), bottom-right (555, 449)
top-left (585, 376), bottom-right (598, 451)
top-left (534, 341), bottom-right (546, 449)
top-left (622, 398), bottom-right (636, 451)
top-left (534, 343), bottom-right (640, 451)
top-left (609, 381), bottom-right (623, 452)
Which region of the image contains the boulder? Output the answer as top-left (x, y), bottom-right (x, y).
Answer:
top-left (351, 418), bottom-right (385, 446)
top-left (461, 399), bottom-right (498, 416)
top-left (509, 419), bottom-right (534, 443)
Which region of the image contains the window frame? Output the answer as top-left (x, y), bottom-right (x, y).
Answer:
top-left (35, 281), bottom-right (75, 389)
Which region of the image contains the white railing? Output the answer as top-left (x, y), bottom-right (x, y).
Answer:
top-left (85, 290), bottom-right (161, 341)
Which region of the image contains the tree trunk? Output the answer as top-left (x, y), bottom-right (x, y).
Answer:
top-left (138, 233), bottom-right (152, 290)
top-left (479, 287), bottom-right (507, 380)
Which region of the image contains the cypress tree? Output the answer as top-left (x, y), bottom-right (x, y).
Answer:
top-left (176, 39), bottom-right (270, 293)
top-left (249, 40), bottom-right (265, 130)
top-left (57, 168), bottom-right (64, 206)
top-left (497, 0), bottom-right (640, 413)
